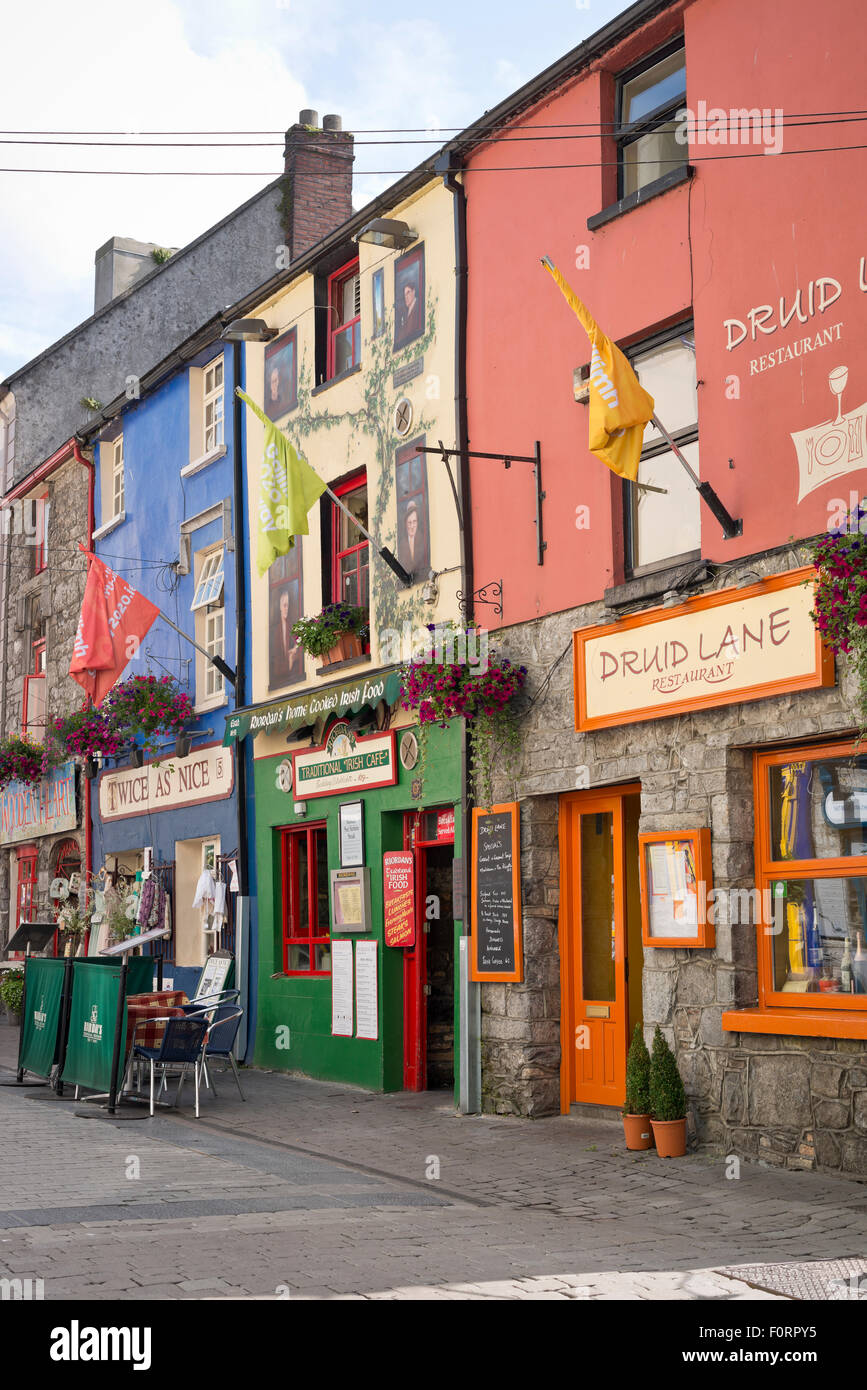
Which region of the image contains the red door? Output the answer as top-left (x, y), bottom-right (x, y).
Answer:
top-left (402, 813), bottom-right (427, 1091)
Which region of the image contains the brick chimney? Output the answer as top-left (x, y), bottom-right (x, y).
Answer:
top-left (282, 111), bottom-right (355, 260)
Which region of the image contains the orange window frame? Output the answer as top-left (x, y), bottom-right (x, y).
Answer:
top-left (723, 739), bottom-right (867, 1040)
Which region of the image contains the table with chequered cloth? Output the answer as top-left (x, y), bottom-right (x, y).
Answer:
top-left (125, 991), bottom-right (190, 1056)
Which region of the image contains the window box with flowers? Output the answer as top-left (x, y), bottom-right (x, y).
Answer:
top-left (400, 625), bottom-right (528, 808)
top-left (291, 603), bottom-right (369, 668)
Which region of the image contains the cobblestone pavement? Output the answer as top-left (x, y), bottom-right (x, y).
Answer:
top-left (2, 1027), bottom-right (867, 1301)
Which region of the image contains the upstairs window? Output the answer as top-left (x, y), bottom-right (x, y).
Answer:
top-left (617, 39), bottom-right (686, 198)
top-left (191, 548), bottom-right (225, 610)
top-left (111, 436), bottom-right (125, 517)
top-left (328, 260), bottom-right (361, 379)
top-left (31, 492), bottom-right (49, 576)
top-left (624, 327), bottom-right (700, 575)
top-left (332, 472), bottom-right (369, 611)
top-left (203, 357), bottom-right (224, 453)
top-left (192, 545), bottom-right (226, 709)
top-left (23, 627), bottom-right (46, 744)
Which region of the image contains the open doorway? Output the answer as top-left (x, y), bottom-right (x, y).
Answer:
top-left (402, 809), bottom-right (456, 1092)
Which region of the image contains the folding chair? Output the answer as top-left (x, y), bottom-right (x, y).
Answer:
top-left (128, 1015), bottom-right (210, 1117)
top-left (201, 1006), bottom-right (246, 1101)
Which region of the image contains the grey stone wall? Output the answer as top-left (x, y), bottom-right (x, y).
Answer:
top-left (483, 545), bottom-right (867, 1177)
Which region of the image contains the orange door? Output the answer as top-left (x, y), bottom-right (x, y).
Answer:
top-left (561, 788), bottom-right (638, 1110)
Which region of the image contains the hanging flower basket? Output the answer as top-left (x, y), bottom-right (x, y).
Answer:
top-left (0, 733), bottom-right (50, 788)
top-left (291, 604), bottom-right (369, 666)
top-left (400, 625), bottom-right (527, 807)
top-left (47, 707), bottom-right (124, 765)
top-left (810, 506), bottom-right (867, 726)
top-left (102, 675), bottom-right (195, 751)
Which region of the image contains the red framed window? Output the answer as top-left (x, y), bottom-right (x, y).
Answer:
top-left (332, 471), bottom-right (369, 612)
top-left (16, 847), bottom-right (37, 931)
top-left (22, 635), bottom-right (46, 744)
top-left (31, 492), bottom-right (49, 576)
top-left (282, 823), bottom-right (331, 975)
top-left (328, 259), bottom-right (361, 379)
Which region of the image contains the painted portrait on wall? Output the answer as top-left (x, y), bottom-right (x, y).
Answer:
top-left (264, 327), bottom-right (298, 422)
top-left (396, 438), bottom-right (430, 580)
top-left (269, 542), bottom-right (305, 689)
top-left (393, 245), bottom-right (425, 351)
top-left (372, 268), bottom-right (385, 339)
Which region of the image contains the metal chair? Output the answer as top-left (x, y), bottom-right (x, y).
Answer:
top-left (129, 1015), bottom-right (210, 1117)
top-left (201, 1006), bottom-right (245, 1101)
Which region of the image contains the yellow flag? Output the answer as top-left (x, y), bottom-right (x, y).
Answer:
top-left (542, 259), bottom-right (654, 482)
top-left (237, 389), bottom-right (327, 577)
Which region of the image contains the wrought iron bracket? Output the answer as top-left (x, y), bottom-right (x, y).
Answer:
top-left (418, 441), bottom-right (546, 566)
top-left (457, 580), bottom-right (503, 617)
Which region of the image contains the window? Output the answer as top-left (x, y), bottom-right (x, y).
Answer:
top-left (15, 847), bottom-right (37, 931)
top-left (0, 393), bottom-right (14, 493)
top-left (616, 39), bottom-right (686, 198)
top-left (328, 260), bottom-right (361, 379)
top-left (282, 824), bottom-right (330, 974)
top-left (203, 357), bottom-right (224, 453)
top-left (624, 328), bottom-right (700, 575)
top-left (746, 742), bottom-right (867, 1031)
top-left (31, 492), bottom-right (49, 576)
top-left (111, 436), bottom-right (124, 517)
top-left (192, 546), bottom-right (226, 708)
top-left (22, 627), bottom-right (46, 743)
top-left (191, 548), bottom-right (225, 610)
top-left (332, 472), bottom-right (369, 611)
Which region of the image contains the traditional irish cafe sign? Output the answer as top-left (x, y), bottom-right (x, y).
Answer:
top-left (574, 569), bottom-right (834, 731)
top-left (0, 761), bottom-right (77, 845)
top-left (99, 743), bottom-right (234, 821)
top-left (294, 723), bottom-right (397, 800)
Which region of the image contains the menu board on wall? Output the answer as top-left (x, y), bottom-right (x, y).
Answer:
top-left (383, 852), bottom-right (415, 948)
top-left (331, 939), bottom-right (353, 1036)
top-left (355, 940), bottom-right (379, 1040)
top-left (470, 803), bottom-right (523, 983)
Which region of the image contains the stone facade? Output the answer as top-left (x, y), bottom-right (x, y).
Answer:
top-left (0, 457), bottom-right (90, 949)
top-left (482, 544), bottom-right (867, 1178)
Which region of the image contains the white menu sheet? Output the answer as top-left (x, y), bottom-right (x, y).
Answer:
top-left (355, 939), bottom-right (379, 1041)
top-left (331, 939), bottom-right (354, 1036)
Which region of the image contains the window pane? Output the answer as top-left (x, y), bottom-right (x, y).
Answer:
top-left (296, 836), bottom-right (309, 936)
top-left (621, 49), bottom-right (686, 125)
top-left (770, 877), bottom-right (867, 996)
top-left (333, 324), bottom-right (356, 375)
top-left (633, 440), bottom-right (700, 568)
top-left (338, 486), bottom-right (368, 550)
top-left (622, 122), bottom-right (685, 196)
top-left (634, 340), bottom-right (697, 445)
top-left (340, 275), bottom-right (359, 323)
top-left (315, 830), bottom-right (329, 932)
top-left (314, 944), bottom-right (332, 973)
top-left (288, 944), bottom-right (310, 972)
top-left (581, 811), bottom-right (616, 1001)
top-left (769, 758), bottom-right (867, 861)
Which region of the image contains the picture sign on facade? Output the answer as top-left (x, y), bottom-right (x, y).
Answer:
top-left (293, 724), bottom-right (396, 800)
top-left (98, 744), bottom-right (234, 821)
top-left (383, 851), bottom-right (415, 949)
top-left (470, 803), bottom-right (523, 983)
top-left (0, 761), bottom-right (77, 845)
top-left (574, 569), bottom-right (834, 732)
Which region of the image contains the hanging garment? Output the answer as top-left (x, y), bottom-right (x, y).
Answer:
top-left (193, 869), bottom-right (216, 909)
top-left (211, 880), bottom-right (228, 934)
top-left (149, 878), bottom-right (166, 930)
top-left (228, 860), bottom-right (240, 894)
top-left (137, 877), bottom-right (156, 926)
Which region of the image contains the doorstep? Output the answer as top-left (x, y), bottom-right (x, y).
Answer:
top-left (566, 1103), bottom-right (622, 1123)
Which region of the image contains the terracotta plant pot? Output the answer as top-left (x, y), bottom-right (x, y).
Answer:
top-left (622, 1113), bottom-right (653, 1151)
top-left (651, 1118), bottom-right (687, 1158)
top-left (322, 631), bottom-right (365, 666)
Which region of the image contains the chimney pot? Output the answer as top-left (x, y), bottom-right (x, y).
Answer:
top-left (323, 114), bottom-right (342, 132)
top-left (299, 109), bottom-right (319, 128)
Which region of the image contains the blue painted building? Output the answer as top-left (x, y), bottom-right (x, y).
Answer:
top-left (87, 333), bottom-right (254, 1018)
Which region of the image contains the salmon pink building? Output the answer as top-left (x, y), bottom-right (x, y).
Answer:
top-left (457, 0), bottom-right (867, 1175)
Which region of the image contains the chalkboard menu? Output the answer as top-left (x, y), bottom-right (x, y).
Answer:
top-left (470, 803), bottom-right (523, 983)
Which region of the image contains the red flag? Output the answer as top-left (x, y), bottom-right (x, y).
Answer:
top-left (70, 551), bottom-right (160, 705)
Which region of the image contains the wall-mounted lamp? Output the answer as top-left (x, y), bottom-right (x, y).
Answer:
top-left (421, 570), bottom-right (439, 605)
top-left (293, 801), bottom-right (308, 817)
top-left (220, 318), bottom-right (278, 343)
top-left (354, 218), bottom-right (417, 250)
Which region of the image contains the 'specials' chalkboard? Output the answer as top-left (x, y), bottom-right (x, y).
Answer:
top-left (474, 810), bottom-right (517, 975)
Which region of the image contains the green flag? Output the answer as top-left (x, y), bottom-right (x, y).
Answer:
top-left (237, 389), bottom-right (327, 577)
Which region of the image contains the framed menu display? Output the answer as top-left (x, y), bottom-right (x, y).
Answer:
top-left (470, 802), bottom-right (523, 983)
top-left (638, 829), bottom-right (714, 948)
top-left (339, 801), bottom-right (365, 868)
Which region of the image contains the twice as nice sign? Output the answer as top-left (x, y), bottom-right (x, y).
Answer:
top-left (574, 569), bottom-right (833, 731)
top-left (98, 744), bottom-right (234, 821)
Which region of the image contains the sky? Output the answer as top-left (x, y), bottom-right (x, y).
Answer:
top-left (0, 0), bottom-right (632, 380)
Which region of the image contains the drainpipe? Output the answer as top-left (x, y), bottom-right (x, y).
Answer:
top-left (72, 442), bottom-right (95, 930)
top-left (231, 341), bottom-right (252, 1059)
top-left (438, 155), bottom-right (481, 1116)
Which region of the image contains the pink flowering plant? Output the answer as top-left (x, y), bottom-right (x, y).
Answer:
top-left (400, 624), bottom-right (527, 806)
top-left (0, 733), bottom-right (49, 788)
top-left (810, 503), bottom-right (867, 723)
top-left (102, 674), bottom-right (194, 751)
top-left (47, 707), bottom-right (124, 763)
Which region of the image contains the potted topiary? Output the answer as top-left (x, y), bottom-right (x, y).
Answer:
top-left (291, 603), bottom-right (369, 667)
top-left (622, 1022), bottom-right (653, 1150)
top-left (649, 1025), bottom-right (688, 1157)
top-left (1, 969), bottom-right (25, 1027)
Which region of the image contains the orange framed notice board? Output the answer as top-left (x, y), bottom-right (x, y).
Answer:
top-left (470, 803), bottom-right (523, 983)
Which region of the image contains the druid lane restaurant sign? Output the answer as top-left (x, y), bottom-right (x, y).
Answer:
top-left (293, 724), bottom-right (397, 800)
top-left (574, 569), bottom-right (834, 731)
top-left (223, 669), bottom-right (402, 744)
top-left (0, 761), bottom-right (77, 845)
top-left (99, 743), bottom-right (234, 821)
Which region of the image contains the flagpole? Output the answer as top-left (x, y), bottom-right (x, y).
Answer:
top-left (324, 485), bottom-right (413, 588)
top-left (156, 611), bottom-right (237, 686)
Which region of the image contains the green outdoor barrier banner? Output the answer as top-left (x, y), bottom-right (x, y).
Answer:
top-left (18, 957), bottom-right (67, 1079)
top-left (61, 961), bottom-right (127, 1093)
